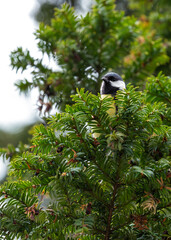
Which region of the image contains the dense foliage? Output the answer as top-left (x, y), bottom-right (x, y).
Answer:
top-left (11, 0), bottom-right (168, 111)
top-left (127, 0), bottom-right (171, 76)
top-left (0, 74), bottom-right (171, 239)
top-left (0, 0), bottom-right (171, 239)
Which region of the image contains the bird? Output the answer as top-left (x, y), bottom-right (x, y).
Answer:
top-left (100, 72), bottom-right (126, 115)
top-left (93, 72), bottom-right (126, 138)
top-left (100, 72), bottom-right (126, 99)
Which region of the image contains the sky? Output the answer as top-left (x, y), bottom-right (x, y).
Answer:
top-left (0, 0), bottom-right (92, 132)
top-left (0, 0), bottom-right (92, 181)
top-left (0, 0), bottom-right (40, 132)
top-left (0, 0), bottom-right (40, 180)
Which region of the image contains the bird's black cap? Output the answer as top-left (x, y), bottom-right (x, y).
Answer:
top-left (102, 72), bottom-right (123, 82)
top-left (100, 72), bottom-right (125, 96)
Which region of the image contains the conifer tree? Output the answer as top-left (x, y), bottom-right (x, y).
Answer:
top-left (0, 73), bottom-right (170, 239)
top-left (0, 0), bottom-right (170, 239)
top-left (10, 0), bottom-right (168, 111)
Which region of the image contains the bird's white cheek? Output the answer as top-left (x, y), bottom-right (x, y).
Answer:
top-left (110, 80), bottom-right (126, 90)
top-left (100, 81), bottom-right (104, 94)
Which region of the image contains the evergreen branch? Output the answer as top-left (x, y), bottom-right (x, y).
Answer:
top-left (91, 157), bottom-right (115, 185)
top-left (77, 174), bottom-right (110, 207)
top-left (112, 219), bottom-right (132, 231)
top-left (78, 92), bottom-right (109, 135)
top-left (72, 116), bottom-right (92, 156)
top-left (105, 182), bottom-right (119, 240)
top-left (0, 210), bottom-right (28, 230)
top-left (1, 191), bottom-right (29, 208)
top-left (157, 79), bottom-right (171, 105)
top-left (105, 150), bottom-right (125, 239)
top-left (117, 196), bottom-right (137, 210)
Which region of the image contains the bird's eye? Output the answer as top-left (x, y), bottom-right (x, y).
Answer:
top-left (108, 76), bottom-right (115, 81)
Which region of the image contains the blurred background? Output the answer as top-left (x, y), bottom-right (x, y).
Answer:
top-left (0, 0), bottom-right (92, 182)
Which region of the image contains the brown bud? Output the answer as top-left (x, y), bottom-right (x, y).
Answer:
top-left (57, 145), bottom-right (64, 153)
top-left (86, 202), bottom-right (92, 215)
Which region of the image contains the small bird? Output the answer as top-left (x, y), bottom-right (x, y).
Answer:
top-left (93, 72), bottom-right (125, 138)
top-left (100, 72), bottom-right (125, 98)
top-left (100, 72), bottom-right (126, 116)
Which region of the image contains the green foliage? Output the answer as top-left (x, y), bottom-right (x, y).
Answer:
top-left (33, 0), bottom-right (83, 25)
top-left (1, 0), bottom-right (171, 239)
top-left (10, 0), bottom-right (169, 110)
top-left (127, 0), bottom-right (171, 75)
top-left (146, 72), bottom-right (171, 106)
top-left (0, 74), bottom-right (170, 239)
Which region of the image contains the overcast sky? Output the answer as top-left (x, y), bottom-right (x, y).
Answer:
top-left (0, 0), bottom-right (92, 132)
top-left (0, 0), bottom-right (42, 181)
top-left (0, 0), bottom-right (40, 180)
top-left (0, 0), bottom-right (92, 180)
top-left (0, 0), bottom-right (41, 132)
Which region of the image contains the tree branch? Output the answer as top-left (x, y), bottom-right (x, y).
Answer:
top-left (105, 183), bottom-right (118, 240)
